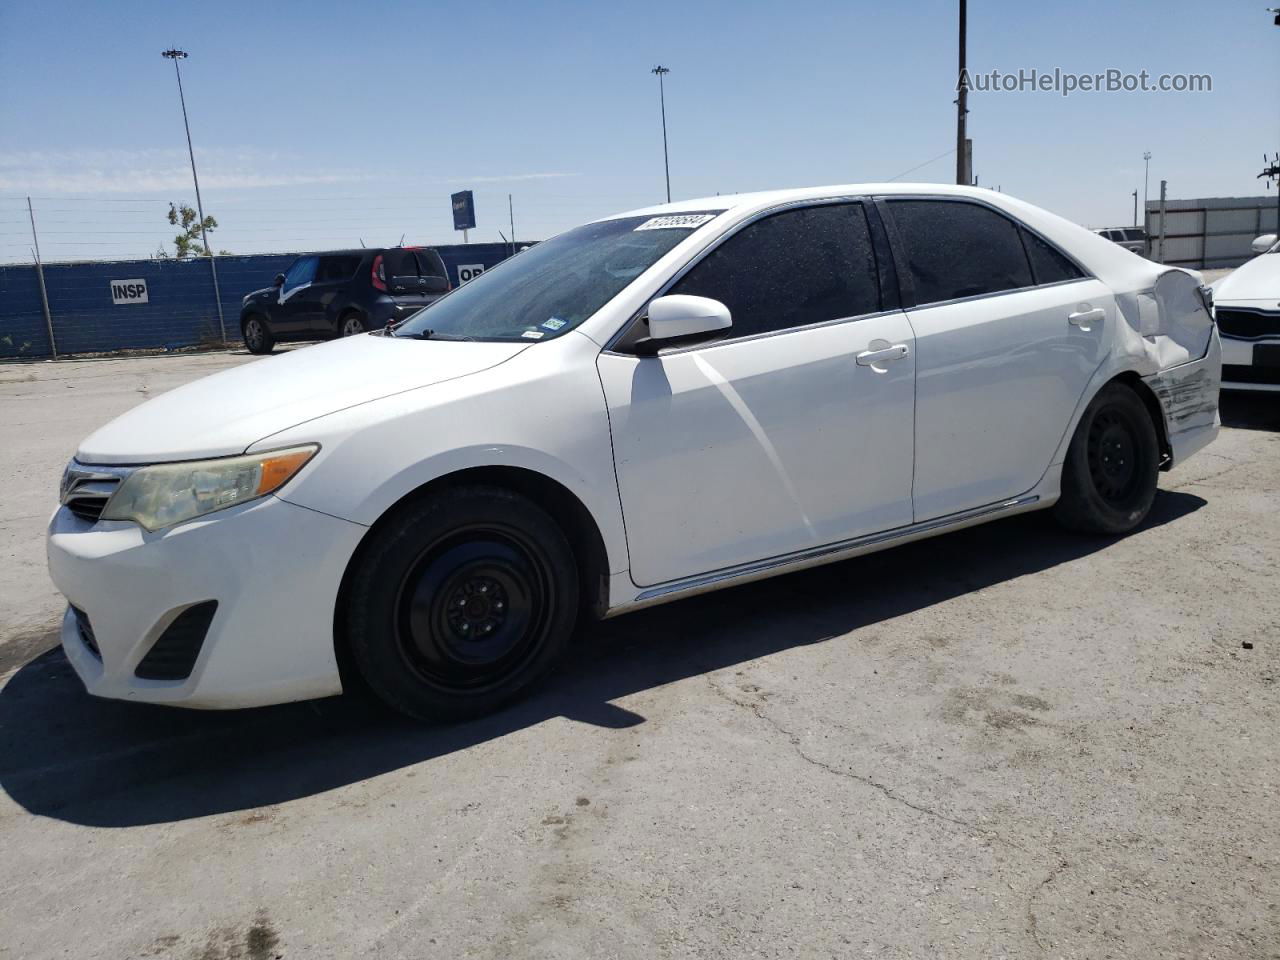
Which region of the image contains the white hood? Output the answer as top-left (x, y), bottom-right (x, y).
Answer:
top-left (78, 334), bottom-right (527, 464)
top-left (1213, 254), bottom-right (1280, 304)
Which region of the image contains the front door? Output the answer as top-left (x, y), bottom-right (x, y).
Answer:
top-left (273, 255), bottom-right (319, 336)
top-left (597, 202), bottom-right (917, 587)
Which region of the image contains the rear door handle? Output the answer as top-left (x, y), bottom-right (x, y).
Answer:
top-left (856, 343), bottom-right (910, 367)
top-left (1068, 307), bottom-right (1105, 328)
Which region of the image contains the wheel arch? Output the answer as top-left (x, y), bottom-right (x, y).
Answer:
top-left (332, 465), bottom-right (611, 691)
top-left (1110, 370), bottom-right (1173, 469)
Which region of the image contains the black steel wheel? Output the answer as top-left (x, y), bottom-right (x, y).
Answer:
top-left (242, 314), bottom-right (275, 354)
top-left (1054, 382), bottom-right (1160, 535)
top-left (346, 487), bottom-right (578, 721)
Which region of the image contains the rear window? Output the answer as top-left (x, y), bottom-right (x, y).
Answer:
top-left (383, 249), bottom-right (445, 280)
top-left (887, 199), bottom-right (1033, 305)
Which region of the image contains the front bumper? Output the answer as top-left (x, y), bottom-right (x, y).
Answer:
top-left (1221, 334), bottom-right (1280, 392)
top-left (46, 494), bottom-right (366, 709)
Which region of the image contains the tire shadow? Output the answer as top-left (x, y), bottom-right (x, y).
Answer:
top-left (0, 490), bottom-right (1205, 827)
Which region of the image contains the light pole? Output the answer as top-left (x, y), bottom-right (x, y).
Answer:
top-left (1132, 189), bottom-right (1138, 228)
top-left (1142, 151), bottom-right (1152, 231)
top-left (651, 65), bottom-right (671, 203)
top-left (955, 0), bottom-right (969, 186)
top-left (162, 48), bottom-right (225, 342)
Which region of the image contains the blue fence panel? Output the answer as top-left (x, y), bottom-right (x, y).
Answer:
top-left (0, 242), bottom-right (527, 360)
top-left (0, 264), bottom-right (53, 359)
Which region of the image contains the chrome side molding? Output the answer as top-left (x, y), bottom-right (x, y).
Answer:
top-left (627, 494), bottom-right (1042, 608)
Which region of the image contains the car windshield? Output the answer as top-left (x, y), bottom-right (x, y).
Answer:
top-left (393, 213), bottom-right (721, 342)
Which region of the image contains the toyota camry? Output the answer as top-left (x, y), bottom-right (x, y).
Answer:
top-left (48, 184), bottom-right (1221, 721)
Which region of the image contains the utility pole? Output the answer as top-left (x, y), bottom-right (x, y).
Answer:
top-left (1157, 180), bottom-right (1168, 263)
top-left (1132, 189), bottom-right (1138, 228)
top-left (27, 197), bottom-right (57, 359)
top-left (508, 193), bottom-right (516, 257)
top-left (1142, 151), bottom-right (1151, 229)
top-left (651, 65), bottom-right (672, 203)
top-left (162, 48), bottom-right (226, 343)
top-left (955, 0), bottom-right (969, 185)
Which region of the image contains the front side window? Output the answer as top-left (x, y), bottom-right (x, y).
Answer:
top-left (394, 214), bottom-right (720, 341)
top-left (887, 200), bottom-right (1033, 305)
top-left (282, 256), bottom-right (318, 294)
top-left (667, 203), bottom-right (881, 340)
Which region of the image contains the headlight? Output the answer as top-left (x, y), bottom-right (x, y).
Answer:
top-left (100, 445), bottom-right (318, 531)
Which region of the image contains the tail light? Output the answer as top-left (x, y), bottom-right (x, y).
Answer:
top-left (371, 254), bottom-right (387, 292)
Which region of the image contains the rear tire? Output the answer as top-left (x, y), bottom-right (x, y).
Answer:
top-left (242, 314), bottom-right (275, 354)
top-left (1054, 382), bottom-right (1160, 535)
top-left (345, 487), bottom-right (579, 722)
top-left (339, 312), bottom-right (368, 338)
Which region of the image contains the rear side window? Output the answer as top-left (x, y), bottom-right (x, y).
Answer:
top-left (317, 255), bottom-right (359, 282)
top-left (668, 203), bottom-right (881, 340)
top-left (887, 200), bottom-right (1033, 305)
top-left (1019, 227), bottom-right (1087, 285)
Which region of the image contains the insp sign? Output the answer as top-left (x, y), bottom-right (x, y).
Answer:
top-left (110, 279), bottom-right (149, 305)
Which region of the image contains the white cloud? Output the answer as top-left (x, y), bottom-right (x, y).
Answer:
top-left (0, 148), bottom-right (371, 194)
top-left (435, 172), bottom-right (580, 184)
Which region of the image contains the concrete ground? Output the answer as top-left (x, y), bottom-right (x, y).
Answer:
top-left (0, 346), bottom-right (1277, 960)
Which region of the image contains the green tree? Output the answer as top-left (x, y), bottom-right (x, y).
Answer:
top-left (156, 203), bottom-right (228, 258)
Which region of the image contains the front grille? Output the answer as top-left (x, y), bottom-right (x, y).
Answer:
top-left (134, 601), bottom-right (217, 681)
top-left (1223, 364), bottom-right (1280, 386)
top-left (1216, 308), bottom-right (1280, 341)
top-left (71, 606), bottom-right (101, 659)
top-left (60, 462), bottom-right (130, 524)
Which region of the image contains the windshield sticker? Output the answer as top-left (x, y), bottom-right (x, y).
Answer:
top-left (521, 330), bottom-right (545, 339)
top-left (542, 317), bottom-right (566, 330)
top-left (633, 214), bottom-right (716, 231)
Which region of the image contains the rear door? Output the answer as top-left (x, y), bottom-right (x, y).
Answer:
top-left (882, 197), bottom-right (1111, 521)
top-left (598, 201), bottom-right (917, 587)
top-left (382, 249), bottom-right (450, 319)
top-left (296, 254), bottom-right (361, 332)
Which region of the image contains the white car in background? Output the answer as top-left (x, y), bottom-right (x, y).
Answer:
top-left (48, 184), bottom-right (1221, 722)
top-left (1213, 233), bottom-right (1280, 391)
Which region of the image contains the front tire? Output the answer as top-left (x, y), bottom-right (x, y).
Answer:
top-left (242, 314), bottom-right (275, 354)
top-left (345, 487), bottom-right (579, 722)
top-left (1054, 382), bottom-right (1160, 535)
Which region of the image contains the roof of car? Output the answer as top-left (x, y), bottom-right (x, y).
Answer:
top-left (600, 183), bottom-right (1004, 221)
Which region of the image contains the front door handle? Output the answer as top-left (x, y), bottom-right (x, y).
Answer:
top-left (1068, 307), bottom-right (1105, 328)
top-left (856, 343), bottom-right (910, 367)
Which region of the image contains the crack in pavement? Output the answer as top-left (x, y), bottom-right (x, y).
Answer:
top-left (703, 674), bottom-right (1031, 856)
top-left (1026, 856), bottom-right (1071, 954)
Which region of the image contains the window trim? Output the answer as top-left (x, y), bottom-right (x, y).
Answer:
top-left (605, 196), bottom-right (889, 356)
top-left (875, 194), bottom-right (1095, 311)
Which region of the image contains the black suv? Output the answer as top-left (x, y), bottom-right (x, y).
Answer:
top-left (239, 247), bottom-right (450, 354)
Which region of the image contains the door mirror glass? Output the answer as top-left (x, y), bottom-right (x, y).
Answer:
top-left (273, 273), bottom-right (286, 287)
top-left (1251, 234), bottom-right (1277, 254)
top-left (646, 294), bottom-right (732, 344)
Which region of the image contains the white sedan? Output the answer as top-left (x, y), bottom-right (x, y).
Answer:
top-left (1213, 233), bottom-right (1280, 391)
top-left (48, 184), bottom-right (1221, 721)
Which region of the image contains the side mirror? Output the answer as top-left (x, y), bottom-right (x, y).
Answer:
top-left (273, 273), bottom-right (286, 287)
top-left (1251, 234), bottom-right (1277, 254)
top-left (645, 294), bottom-right (732, 345)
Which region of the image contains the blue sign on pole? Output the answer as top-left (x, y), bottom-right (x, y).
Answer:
top-left (451, 190), bottom-right (476, 231)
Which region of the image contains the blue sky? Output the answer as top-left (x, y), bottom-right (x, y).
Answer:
top-left (0, 0), bottom-right (1276, 262)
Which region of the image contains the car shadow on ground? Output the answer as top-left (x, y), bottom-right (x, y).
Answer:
top-left (1219, 390), bottom-right (1280, 431)
top-left (0, 491), bottom-right (1205, 828)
